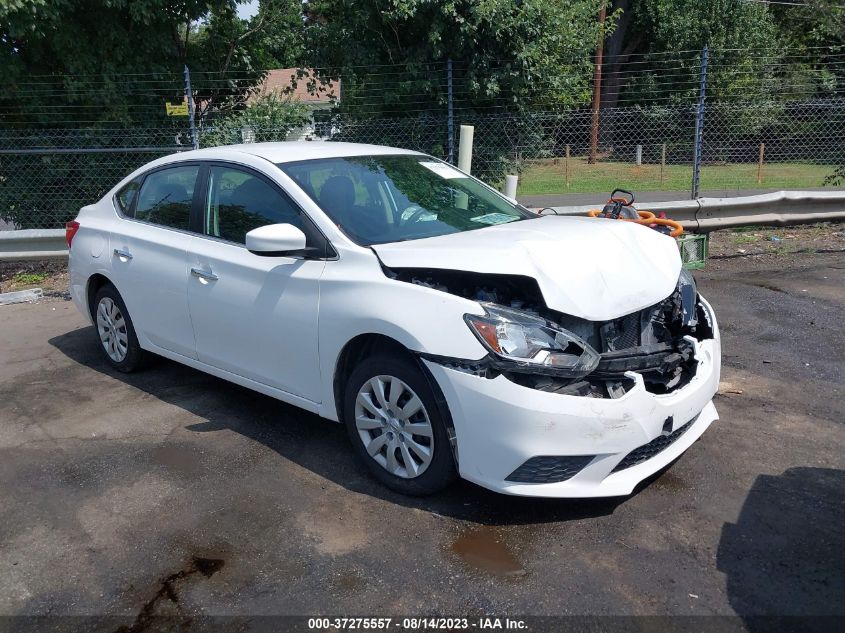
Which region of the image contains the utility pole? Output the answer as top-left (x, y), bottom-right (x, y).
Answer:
top-left (588, 4), bottom-right (607, 164)
top-left (447, 58), bottom-right (455, 164)
top-left (691, 45), bottom-right (709, 199)
top-left (184, 65), bottom-right (199, 150)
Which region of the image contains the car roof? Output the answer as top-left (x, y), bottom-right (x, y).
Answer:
top-left (181, 141), bottom-right (425, 164)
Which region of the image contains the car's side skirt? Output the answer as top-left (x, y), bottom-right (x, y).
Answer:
top-left (143, 340), bottom-right (324, 417)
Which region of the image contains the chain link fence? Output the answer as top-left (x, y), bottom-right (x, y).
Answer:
top-left (2, 49), bottom-right (844, 229)
top-left (0, 127), bottom-right (185, 229)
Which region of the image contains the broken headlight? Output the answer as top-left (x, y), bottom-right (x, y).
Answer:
top-left (678, 268), bottom-right (698, 327)
top-left (464, 303), bottom-right (600, 378)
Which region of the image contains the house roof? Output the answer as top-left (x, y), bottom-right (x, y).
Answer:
top-left (250, 68), bottom-right (340, 105)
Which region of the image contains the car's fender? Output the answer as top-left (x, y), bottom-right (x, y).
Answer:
top-left (68, 203), bottom-right (116, 323)
top-left (316, 248), bottom-right (487, 421)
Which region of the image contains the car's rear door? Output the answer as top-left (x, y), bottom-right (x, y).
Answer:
top-left (110, 163), bottom-right (203, 359)
top-left (185, 162), bottom-right (328, 402)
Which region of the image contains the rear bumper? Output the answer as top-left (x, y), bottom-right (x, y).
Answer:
top-left (68, 251), bottom-right (92, 323)
top-left (425, 300), bottom-right (721, 498)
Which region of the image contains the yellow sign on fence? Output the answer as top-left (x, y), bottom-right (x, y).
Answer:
top-left (165, 101), bottom-right (189, 116)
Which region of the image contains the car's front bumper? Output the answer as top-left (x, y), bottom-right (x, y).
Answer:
top-left (424, 300), bottom-right (721, 498)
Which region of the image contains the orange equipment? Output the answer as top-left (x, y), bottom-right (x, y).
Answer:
top-left (587, 189), bottom-right (684, 237)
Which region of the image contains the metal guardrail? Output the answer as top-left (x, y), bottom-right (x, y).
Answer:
top-left (692, 190), bottom-right (845, 231)
top-left (541, 190), bottom-right (845, 232)
top-left (0, 229), bottom-right (67, 261)
top-left (1, 191), bottom-right (844, 261)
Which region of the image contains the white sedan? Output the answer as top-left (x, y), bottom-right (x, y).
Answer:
top-left (67, 142), bottom-right (720, 497)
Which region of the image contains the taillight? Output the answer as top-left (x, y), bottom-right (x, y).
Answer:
top-left (65, 220), bottom-right (80, 248)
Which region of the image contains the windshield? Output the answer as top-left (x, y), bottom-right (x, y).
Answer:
top-left (279, 155), bottom-right (531, 246)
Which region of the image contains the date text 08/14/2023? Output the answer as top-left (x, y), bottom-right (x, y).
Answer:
top-left (307, 617), bottom-right (528, 630)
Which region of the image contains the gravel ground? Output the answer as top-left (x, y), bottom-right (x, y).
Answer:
top-left (0, 260), bottom-right (69, 301)
top-left (706, 221), bottom-right (845, 259)
top-left (0, 250), bottom-right (842, 631)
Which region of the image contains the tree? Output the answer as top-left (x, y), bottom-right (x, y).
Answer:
top-left (587, 1), bottom-right (845, 168)
top-left (768, 0), bottom-right (845, 52)
top-left (302, 1), bottom-right (612, 181)
top-left (600, 0), bottom-right (781, 109)
top-left (0, 1), bottom-right (308, 229)
top-left (305, 0), bottom-right (610, 115)
top-left (200, 92), bottom-right (310, 146)
top-left (0, 1), bottom-right (306, 127)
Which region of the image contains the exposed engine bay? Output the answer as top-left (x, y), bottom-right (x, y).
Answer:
top-left (384, 266), bottom-right (714, 398)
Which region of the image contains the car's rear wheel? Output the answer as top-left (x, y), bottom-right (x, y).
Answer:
top-left (343, 353), bottom-right (457, 495)
top-left (92, 284), bottom-right (147, 373)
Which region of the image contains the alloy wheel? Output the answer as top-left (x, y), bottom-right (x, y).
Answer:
top-left (354, 375), bottom-right (434, 479)
top-left (96, 297), bottom-right (129, 363)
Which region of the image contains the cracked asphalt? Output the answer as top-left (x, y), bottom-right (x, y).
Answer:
top-left (0, 252), bottom-right (843, 627)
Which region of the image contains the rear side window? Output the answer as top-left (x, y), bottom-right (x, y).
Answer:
top-left (134, 165), bottom-right (199, 230)
top-left (115, 179), bottom-right (140, 215)
top-left (205, 166), bottom-right (307, 244)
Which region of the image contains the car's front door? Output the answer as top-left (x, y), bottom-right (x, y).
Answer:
top-left (185, 163), bottom-right (327, 402)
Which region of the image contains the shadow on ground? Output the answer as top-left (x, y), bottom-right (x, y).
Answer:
top-left (717, 466), bottom-right (845, 628)
top-left (49, 326), bottom-right (632, 526)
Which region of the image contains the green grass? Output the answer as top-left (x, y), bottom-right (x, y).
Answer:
top-left (517, 158), bottom-right (836, 196)
top-left (12, 272), bottom-right (48, 286)
top-left (731, 234), bottom-right (760, 245)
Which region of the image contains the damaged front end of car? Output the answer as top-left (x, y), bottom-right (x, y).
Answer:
top-left (385, 266), bottom-right (714, 398)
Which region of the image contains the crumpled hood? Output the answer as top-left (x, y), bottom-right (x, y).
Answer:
top-left (372, 215), bottom-right (682, 321)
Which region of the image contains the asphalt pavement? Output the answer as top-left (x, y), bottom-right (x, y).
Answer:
top-left (0, 252), bottom-right (843, 628)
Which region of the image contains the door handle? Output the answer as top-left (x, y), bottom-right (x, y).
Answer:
top-left (113, 248), bottom-right (133, 260)
top-left (190, 267), bottom-right (219, 282)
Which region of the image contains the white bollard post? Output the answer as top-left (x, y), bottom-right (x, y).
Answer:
top-left (636, 144), bottom-right (642, 166)
top-left (458, 125), bottom-right (474, 174)
top-left (503, 174), bottom-right (518, 199)
top-left (455, 125), bottom-right (475, 210)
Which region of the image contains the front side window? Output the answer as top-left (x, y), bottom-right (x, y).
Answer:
top-left (205, 166), bottom-right (306, 244)
top-left (134, 165), bottom-right (199, 230)
top-left (280, 155), bottom-right (530, 246)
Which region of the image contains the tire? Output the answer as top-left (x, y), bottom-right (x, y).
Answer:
top-left (92, 283), bottom-right (148, 373)
top-left (343, 353), bottom-right (457, 496)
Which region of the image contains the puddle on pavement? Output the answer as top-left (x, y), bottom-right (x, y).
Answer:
top-left (451, 526), bottom-right (525, 576)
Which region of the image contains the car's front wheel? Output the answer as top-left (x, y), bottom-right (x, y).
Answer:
top-left (92, 283), bottom-right (147, 373)
top-left (343, 353), bottom-right (457, 495)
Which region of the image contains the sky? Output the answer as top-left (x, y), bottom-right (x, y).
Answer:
top-left (237, 0), bottom-right (261, 20)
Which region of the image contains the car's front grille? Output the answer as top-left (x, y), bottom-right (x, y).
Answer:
top-left (611, 417), bottom-right (696, 473)
top-left (505, 455), bottom-right (595, 484)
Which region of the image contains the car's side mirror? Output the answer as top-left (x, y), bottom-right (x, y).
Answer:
top-left (246, 223), bottom-right (308, 257)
